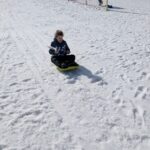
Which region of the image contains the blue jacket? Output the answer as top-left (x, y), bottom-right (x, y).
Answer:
top-left (49, 39), bottom-right (70, 56)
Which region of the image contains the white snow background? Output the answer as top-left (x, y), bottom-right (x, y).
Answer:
top-left (0, 0), bottom-right (150, 149)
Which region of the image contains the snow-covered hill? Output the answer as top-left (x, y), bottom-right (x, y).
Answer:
top-left (0, 0), bottom-right (150, 149)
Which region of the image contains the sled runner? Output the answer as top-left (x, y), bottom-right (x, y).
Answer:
top-left (57, 65), bottom-right (79, 72)
top-left (57, 62), bottom-right (79, 72)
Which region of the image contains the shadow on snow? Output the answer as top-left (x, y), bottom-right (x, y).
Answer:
top-left (62, 65), bottom-right (107, 85)
top-left (109, 6), bottom-right (149, 16)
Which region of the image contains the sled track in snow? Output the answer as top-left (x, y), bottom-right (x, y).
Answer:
top-left (8, 7), bottom-right (84, 150)
top-left (8, 3), bottom-right (110, 148)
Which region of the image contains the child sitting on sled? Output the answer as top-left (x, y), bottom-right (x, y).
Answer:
top-left (49, 30), bottom-right (77, 68)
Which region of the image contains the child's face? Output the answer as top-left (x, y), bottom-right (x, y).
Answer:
top-left (56, 35), bottom-right (63, 43)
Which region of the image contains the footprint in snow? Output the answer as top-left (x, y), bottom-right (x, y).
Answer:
top-left (0, 144), bottom-right (7, 150)
top-left (0, 95), bottom-right (9, 99)
top-left (134, 86), bottom-right (145, 98)
top-left (13, 62), bottom-right (24, 67)
top-left (22, 78), bottom-right (32, 82)
top-left (9, 82), bottom-right (18, 87)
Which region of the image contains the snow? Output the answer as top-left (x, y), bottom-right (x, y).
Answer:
top-left (0, 0), bottom-right (150, 149)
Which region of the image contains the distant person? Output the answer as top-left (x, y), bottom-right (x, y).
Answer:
top-left (98, 0), bottom-right (113, 8)
top-left (98, 0), bottom-right (103, 6)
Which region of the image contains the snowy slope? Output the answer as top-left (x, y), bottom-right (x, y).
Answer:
top-left (0, 0), bottom-right (150, 149)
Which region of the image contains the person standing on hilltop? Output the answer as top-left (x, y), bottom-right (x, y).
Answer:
top-left (98, 0), bottom-right (113, 8)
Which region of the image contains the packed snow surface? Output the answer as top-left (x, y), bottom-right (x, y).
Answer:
top-left (0, 0), bottom-right (150, 149)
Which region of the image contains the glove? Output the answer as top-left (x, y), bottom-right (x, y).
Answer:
top-left (49, 49), bottom-right (56, 55)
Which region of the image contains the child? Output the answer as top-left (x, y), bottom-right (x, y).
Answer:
top-left (49, 30), bottom-right (76, 68)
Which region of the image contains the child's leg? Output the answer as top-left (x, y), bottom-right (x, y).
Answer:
top-left (51, 55), bottom-right (76, 68)
top-left (65, 55), bottom-right (75, 63)
top-left (51, 56), bottom-right (63, 67)
top-left (98, 0), bottom-right (103, 5)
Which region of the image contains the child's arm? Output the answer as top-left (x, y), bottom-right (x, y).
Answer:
top-left (65, 41), bottom-right (70, 54)
top-left (49, 42), bottom-right (57, 55)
